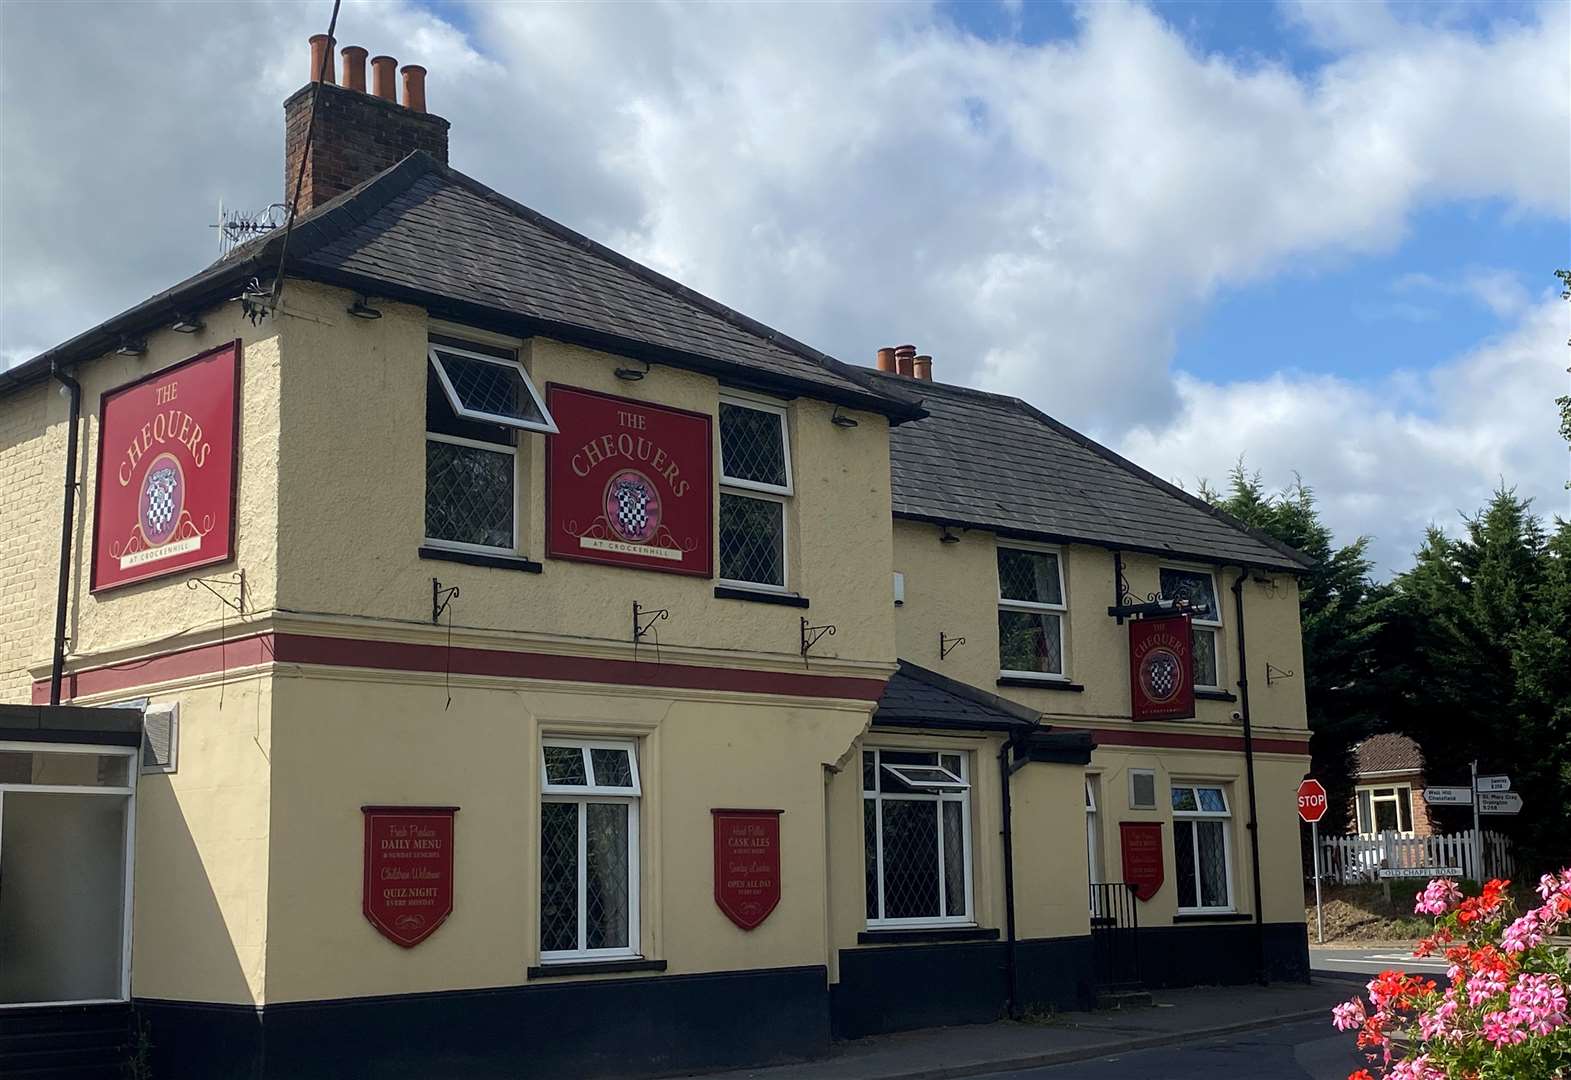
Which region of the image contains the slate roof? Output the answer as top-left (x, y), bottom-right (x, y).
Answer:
top-left (1353, 733), bottom-right (1426, 777)
top-left (879, 373), bottom-right (1311, 572)
top-left (3, 154), bottom-right (924, 423)
top-left (876, 660), bottom-right (1043, 733)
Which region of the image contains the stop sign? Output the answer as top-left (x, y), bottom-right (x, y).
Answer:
top-left (1297, 778), bottom-right (1328, 823)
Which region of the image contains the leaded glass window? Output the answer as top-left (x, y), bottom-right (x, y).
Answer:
top-left (862, 748), bottom-right (972, 927)
top-left (1171, 783), bottom-right (1233, 912)
top-left (540, 739), bottom-right (640, 962)
top-left (1159, 567), bottom-right (1223, 689)
top-left (719, 492), bottom-right (785, 588)
top-left (429, 344), bottom-right (556, 433)
top-left (997, 546), bottom-right (1068, 678)
top-left (718, 398), bottom-right (792, 591)
top-left (425, 345), bottom-right (525, 554)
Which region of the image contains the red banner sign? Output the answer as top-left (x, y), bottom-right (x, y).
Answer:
top-left (90, 341), bottom-right (241, 592)
top-left (1129, 614), bottom-right (1195, 721)
top-left (362, 806), bottom-right (458, 948)
top-left (545, 385), bottom-right (713, 576)
top-left (1120, 821), bottom-right (1164, 902)
top-left (712, 809), bottom-right (783, 930)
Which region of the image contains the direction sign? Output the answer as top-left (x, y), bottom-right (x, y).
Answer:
top-left (1423, 787), bottom-right (1474, 805)
top-left (1478, 791), bottom-right (1523, 815)
top-left (1476, 775), bottom-right (1511, 793)
top-left (1380, 866), bottom-right (1463, 879)
top-left (1297, 778), bottom-right (1329, 823)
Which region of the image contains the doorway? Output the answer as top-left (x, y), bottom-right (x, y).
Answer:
top-left (0, 742), bottom-right (136, 1007)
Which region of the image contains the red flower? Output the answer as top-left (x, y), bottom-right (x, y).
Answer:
top-left (1348, 1071), bottom-right (1375, 1080)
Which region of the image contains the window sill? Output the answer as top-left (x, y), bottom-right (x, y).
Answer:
top-left (419, 546), bottom-right (543, 573)
top-left (527, 958), bottom-right (667, 978)
top-left (1195, 689), bottom-right (1237, 702)
top-left (1172, 911), bottom-right (1250, 924)
top-left (997, 676), bottom-right (1084, 692)
top-left (858, 927), bottom-right (999, 945)
top-left (714, 585), bottom-right (809, 608)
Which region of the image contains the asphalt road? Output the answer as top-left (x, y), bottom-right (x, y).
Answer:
top-left (1311, 945), bottom-right (1448, 978)
top-left (974, 1017), bottom-right (1365, 1079)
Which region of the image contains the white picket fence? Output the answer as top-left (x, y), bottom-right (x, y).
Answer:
top-left (1318, 830), bottom-right (1516, 885)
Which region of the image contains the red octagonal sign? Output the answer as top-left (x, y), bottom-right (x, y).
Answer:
top-left (1297, 778), bottom-right (1328, 823)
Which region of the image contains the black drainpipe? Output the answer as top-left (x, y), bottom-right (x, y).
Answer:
top-left (50, 360), bottom-right (82, 706)
top-left (1231, 570), bottom-right (1267, 985)
top-left (999, 735), bottom-right (1021, 1018)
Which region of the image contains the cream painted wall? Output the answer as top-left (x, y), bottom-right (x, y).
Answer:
top-left (891, 519), bottom-right (1309, 737)
top-left (0, 308), bottom-right (282, 701)
top-left (261, 670), bottom-right (870, 1003)
top-left (1087, 746), bottom-right (1307, 926)
top-left (273, 282), bottom-right (896, 675)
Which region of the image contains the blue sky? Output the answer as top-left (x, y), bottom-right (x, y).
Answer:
top-left (2, 0), bottom-right (1566, 573)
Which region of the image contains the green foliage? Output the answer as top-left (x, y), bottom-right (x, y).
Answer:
top-left (1206, 463), bottom-right (1388, 833)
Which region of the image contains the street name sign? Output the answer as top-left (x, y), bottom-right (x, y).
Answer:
top-left (1476, 775), bottom-right (1511, 793)
top-left (1380, 866), bottom-right (1463, 879)
top-left (1478, 791), bottom-right (1523, 815)
top-left (1297, 778), bottom-right (1328, 823)
top-left (1423, 787), bottom-right (1473, 805)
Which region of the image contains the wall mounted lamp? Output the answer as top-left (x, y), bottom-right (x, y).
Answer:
top-left (114, 338), bottom-right (147, 357)
top-left (347, 296), bottom-right (383, 320)
top-left (830, 407), bottom-right (858, 428)
top-left (939, 526), bottom-right (961, 544)
top-left (170, 314), bottom-right (204, 334)
top-left (614, 359), bottom-right (651, 381)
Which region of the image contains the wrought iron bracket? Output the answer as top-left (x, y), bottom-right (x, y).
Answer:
top-left (432, 578), bottom-right (460, 625)
top-left (187, 570), bottom-right (245, 615)
top-left (800, 617), bottom-right (836, 660)
top-left (633, 602), bottom-right (669, 642)
top-left (1266, 663), bottom-right (1296, 686)
top-left (1107, 550), bottom-right (1208, 623)
top-left (940, 632), bottom-right (966, 660)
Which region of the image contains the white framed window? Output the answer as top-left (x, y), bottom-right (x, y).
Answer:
top-left (1355, 784), bottom-right (1414, 835)
top-left (1129, 768), bottom-right (1156, 810)
top-left (539, 738), bottom-right (641, 963)
top-left (424, 340), bottom-right (553, 555)
top-left (997, 544), bottom-right (1068, 679)
top-left (1158, 566), bottom-right (1224, 690)
top-left (718, 397), bottom-right (792, 591)
top-left (1171, 782), bottom-right (1233, 913)
top-left (862, 748), bottom-right (973, 928)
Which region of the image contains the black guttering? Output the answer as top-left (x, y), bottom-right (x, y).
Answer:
top-left (4, 153), bottom-right (926, 427)
top-left (1232, 570), bottom-right (1268, 986)
top-left (49, 361), bottom-right (82, 705)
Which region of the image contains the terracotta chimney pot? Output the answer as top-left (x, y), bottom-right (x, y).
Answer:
top-left (401, 64), bottom-right (428, 113)
top-left (370, 55), bottom-right (398, 101)
top-left (876, 347), bottom-right (897, 373)
top-left (913, 354), bottom-right (933, 381)
top-left (309, 34), bottom-right (337, 84)
top-left (894, 344), bottom-right (917, 378)
top-left (340, 46), bottom-right (368, 92)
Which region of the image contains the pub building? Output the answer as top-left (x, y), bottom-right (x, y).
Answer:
top-left (0, 39), bottom-right (1312, 1079)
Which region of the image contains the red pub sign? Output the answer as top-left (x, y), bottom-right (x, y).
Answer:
top-left (545, 385), bottom-right (713, 576)
top-left (712, 809), bottom-right (783, 930)
top-left (362, 806), bottom-right (458, 948)
top-left (1128, 614), bottom-right (1195, 721)
top-left (90, 341), bottom-right (241, 591)
top-left (1119, 821), bottom-right (1165, 902)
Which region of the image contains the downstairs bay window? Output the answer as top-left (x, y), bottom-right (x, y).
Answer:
top-left (862, 749), bottom-right (973, 927)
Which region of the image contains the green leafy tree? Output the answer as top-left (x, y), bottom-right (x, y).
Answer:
top-left (1207, 464), bottom-right (1388, 833)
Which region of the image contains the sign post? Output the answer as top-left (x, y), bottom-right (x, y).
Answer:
top-left (1470, 760), bottom-right (1483, 881)
top-left (1297, 778), bottom-right (1328, 944)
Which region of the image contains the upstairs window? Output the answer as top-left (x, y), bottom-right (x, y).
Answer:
top-left (997, 546), bottom-right (1068, 678)
top-left (1159, 567), bottom-right (1223, 690)
top-left (718, 399), bottom-right (792, 591)
top-left (424, 342), bottom-right (555, 554)
top-left (1171, 783), bottom-right (1233, 912)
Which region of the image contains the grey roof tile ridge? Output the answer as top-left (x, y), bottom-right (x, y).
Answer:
top-left (419, 156), bottom-right (925, 418)
top-left (893, 659), bottom-right (1042, 727)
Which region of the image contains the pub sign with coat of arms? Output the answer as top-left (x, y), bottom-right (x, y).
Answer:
top-left (1128, 613), bottom-right (1196, 721)
top-left (545, 385), bottom-right (713, 576)
top-left (90, 341), bottom-right (241, 592)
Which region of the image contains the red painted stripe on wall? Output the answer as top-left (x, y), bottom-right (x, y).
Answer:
top-left (1069, 725), bottom-right (1309, 756)
top-left (35, 631), bottom-right (888, 703)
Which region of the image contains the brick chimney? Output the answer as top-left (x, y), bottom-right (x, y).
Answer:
top-left (283, 37), bottom-right (450, 210)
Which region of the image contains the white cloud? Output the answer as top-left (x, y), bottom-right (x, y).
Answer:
top-left (1119, 290), bottom-right (1571, 574)
top-left (1, 0), bottom-right (1566, 566)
